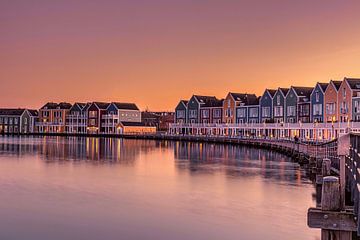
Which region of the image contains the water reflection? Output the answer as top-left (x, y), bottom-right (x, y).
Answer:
top-left (0, 136), bottom-right (310, 184)
top-left (0, 136), bottom-right (319, 240)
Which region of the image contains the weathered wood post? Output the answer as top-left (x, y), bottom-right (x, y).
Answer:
top-left (337, 134), bottom-right (350, 210)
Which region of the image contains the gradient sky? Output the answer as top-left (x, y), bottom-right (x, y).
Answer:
top-left (2, 0), bottom-right (360, 111)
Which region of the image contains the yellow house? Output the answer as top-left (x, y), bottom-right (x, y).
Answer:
top-left (117, 122), bottom-right (156, 134)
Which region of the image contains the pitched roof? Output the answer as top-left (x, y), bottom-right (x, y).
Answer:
top-left (318, 83), bottom-right (329, 92)
top-left (93, 102), bottom-right (110, 110)
top-left (180, 100), bottom-right (188, 105)
top-left (292, 86), bottom-right (313, 98)
top-left (40, 102), bottom-right (72, 110)
top-left (28, 109), bottom-right (39, 116)
top-left (278, 88), bottom-right (289, 96)
top-left (112, 102), bottom-right (139, 110)
top-left (193, 95), bottom-right (222, 107)
top-left (40, 102), bottom-right (58, 109)
top-left (0, 108), bottom-right (26, 116)
top-left (345, 78), bottom-right (360, 90)
top-left (330, 80), bottom-right (342, 91)
top-left (267, 89), bottom-right (277, 97)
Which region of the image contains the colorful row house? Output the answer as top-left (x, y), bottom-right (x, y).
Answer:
top-left (38, 102), bottom-right (72, 133)
top-left (235, 95), bottom-right (260, 124)
top-left (0, 109), bottom-right (38, 134)
top-left (37, 101), bottom-right (150, 134)
top-left (186, 95), bottom-right (223, 124)
top-left (259, 89), bottom-right (276, 123)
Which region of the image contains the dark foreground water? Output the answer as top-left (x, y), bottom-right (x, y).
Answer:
top-left (0, 136), bottom-right (319, 240)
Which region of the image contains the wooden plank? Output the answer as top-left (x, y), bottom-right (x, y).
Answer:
top-left (308, 208), bottom-right (357, 232)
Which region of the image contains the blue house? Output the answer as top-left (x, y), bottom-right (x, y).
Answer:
top-left (310, 82), bottom-right (328, 123)
top-left (175, 100), bottom-right (188, 124)
top-left (285, 86), bottom-right (313, 123)
top-left (235, 94), bottom-right (259, 124)
top-left (273, 88), bottom-right (289, 123)
top-left (187, 95), bottom-right (218, 124)
top-left (259, 89), bottom-right (276, 123)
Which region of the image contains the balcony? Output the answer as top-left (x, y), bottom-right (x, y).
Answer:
top-left (102, 114), bottom-right (118, 120)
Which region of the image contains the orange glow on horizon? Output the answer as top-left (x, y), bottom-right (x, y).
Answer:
top-left (2, 1), bottom-right (360, 111)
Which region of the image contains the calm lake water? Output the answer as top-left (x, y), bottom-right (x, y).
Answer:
top-left (0, 136), bottom-right (319, 240)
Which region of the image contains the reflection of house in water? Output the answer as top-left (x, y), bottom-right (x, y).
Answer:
top-left (0, 136), bottom-right (160, 165)
top-left (173, 142), bottom-right (307, 184)
top-left (0, 136), bottom-right (38, 157)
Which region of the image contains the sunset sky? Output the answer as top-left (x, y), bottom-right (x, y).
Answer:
top-left (2, 0), bottom-right (360, 111)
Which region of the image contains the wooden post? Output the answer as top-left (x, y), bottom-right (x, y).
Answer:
top-left (337, 134), bottom-right (350, 210)
top-left (321, 176), bottom-right (352, 240)
top-left (322, 158), bottom-right (331, 177)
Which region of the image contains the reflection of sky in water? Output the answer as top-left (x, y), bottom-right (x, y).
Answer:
top-left (0, 136), bottom-right (319, 240)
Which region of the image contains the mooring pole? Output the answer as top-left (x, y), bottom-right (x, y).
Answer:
top-left (337, 134), bottom-right (350, 210)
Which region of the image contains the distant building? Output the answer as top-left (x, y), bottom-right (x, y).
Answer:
top-left (310, 82), bottom-right (328, 123)
top-left (187, 95), bottom-right (220, 124)
top-left (324, 80), bottom-right (341, 122)
top-left (142, 111), bottom-right (174, 131)
top-left (117, 122), bottom-right (156, 134)
top-left (338, 78), bottom-right (360, 122)
top-left (199, 98), bottom-right (223, 124)
top-left (66, 102), bottom-right (88, 134)
top-left (223, 93), bottom-right (250, 124)
top-left (285, 86), bottom-right (313, 123)
top-left (235, 94), bottom-right (259, 124)
top-left (175, 100), bottom-right (188, 124)
top-left (273, 88), bottom-right (289, 123)
top-left (38, 102), bottom-right (72, 133)
top-left (87, 102), bottom-right (110, 134)
top-left (103, 103), bottom-right (141, 134)
top-left (259, 89), bottom-right (276, 123)
top-left (0, 109), bottom-right (36, 134)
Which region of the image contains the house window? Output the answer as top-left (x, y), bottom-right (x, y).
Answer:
top-left (249, 108), bottom-right (258, 117)
top-left (262, 107), bottom-right (270, 117)
top-left (176, 110), bottom-right (185, 118)
top-left (4, 117), bottom-right (8, 124)
top-left (299, 104), bottom-right (310, 116)
top-left (189, 110), bottom-right (197, 118)
top-left (202, 110), bottom-right (209, 118)
top-left (287, 106), bottom-right (296, 117)
top-left (213, 109), bottom-right (221, 118)
top-left (355, 101), bottom-right (360, 113)
top-left (277, 95), bottom-right (280, 105)
top-left (313, 104), bottom-right (323, 115)
top-left (237, 108), bottom-right (246, 118)
top-left (14, 118), bottom-right (18, 124)
top-left (326, 103), bottom-right (336, 114)
top-left (0, 118), bottom-right (2, 124)
top-left (343, 88), bottom-right (346, 98)
top-left (315, 92), bottom-right (320, 102)
top-left (89, 111), bottom-right (97, 118)
top-left (274, 106), bottom-right (283, 117)
top-left (9, 118), bottom-right (13, 124)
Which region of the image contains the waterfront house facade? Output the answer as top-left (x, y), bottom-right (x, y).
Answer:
top-left (187, 95), bottom-right (219, 124)
top-left (273, 88), bottom-right (289, 123)
top-left (338, 78), bottom-right (360, 122)
top-left (87, 102), bottom-right (110, 134)
top-left (199, 98), bottom-right (223, 124)
top-left (310, 82), bottom-right (328, 123)
top-left (175, 100), bottom-right (188, 124)
top-left (324, 80), bottom-right (341, 123)
top-left (0, 109), bottom-right (35, 134)
top-left (259, 89), bottom-right (276, 123)
top-left (38, 102), bottom-right (72, 133)
top-left (352, 96), bottom-right (360, 122)
top-left (66, 102), bottom-right (88, 134)
top-left (103, 102), bottom-right (141, 134)
top-left (223, 93), bottom-right (248, 124)
top-left (285, 87), bottom-right (313, 123)
top-left (235, 95), bottom-right (259, 124)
